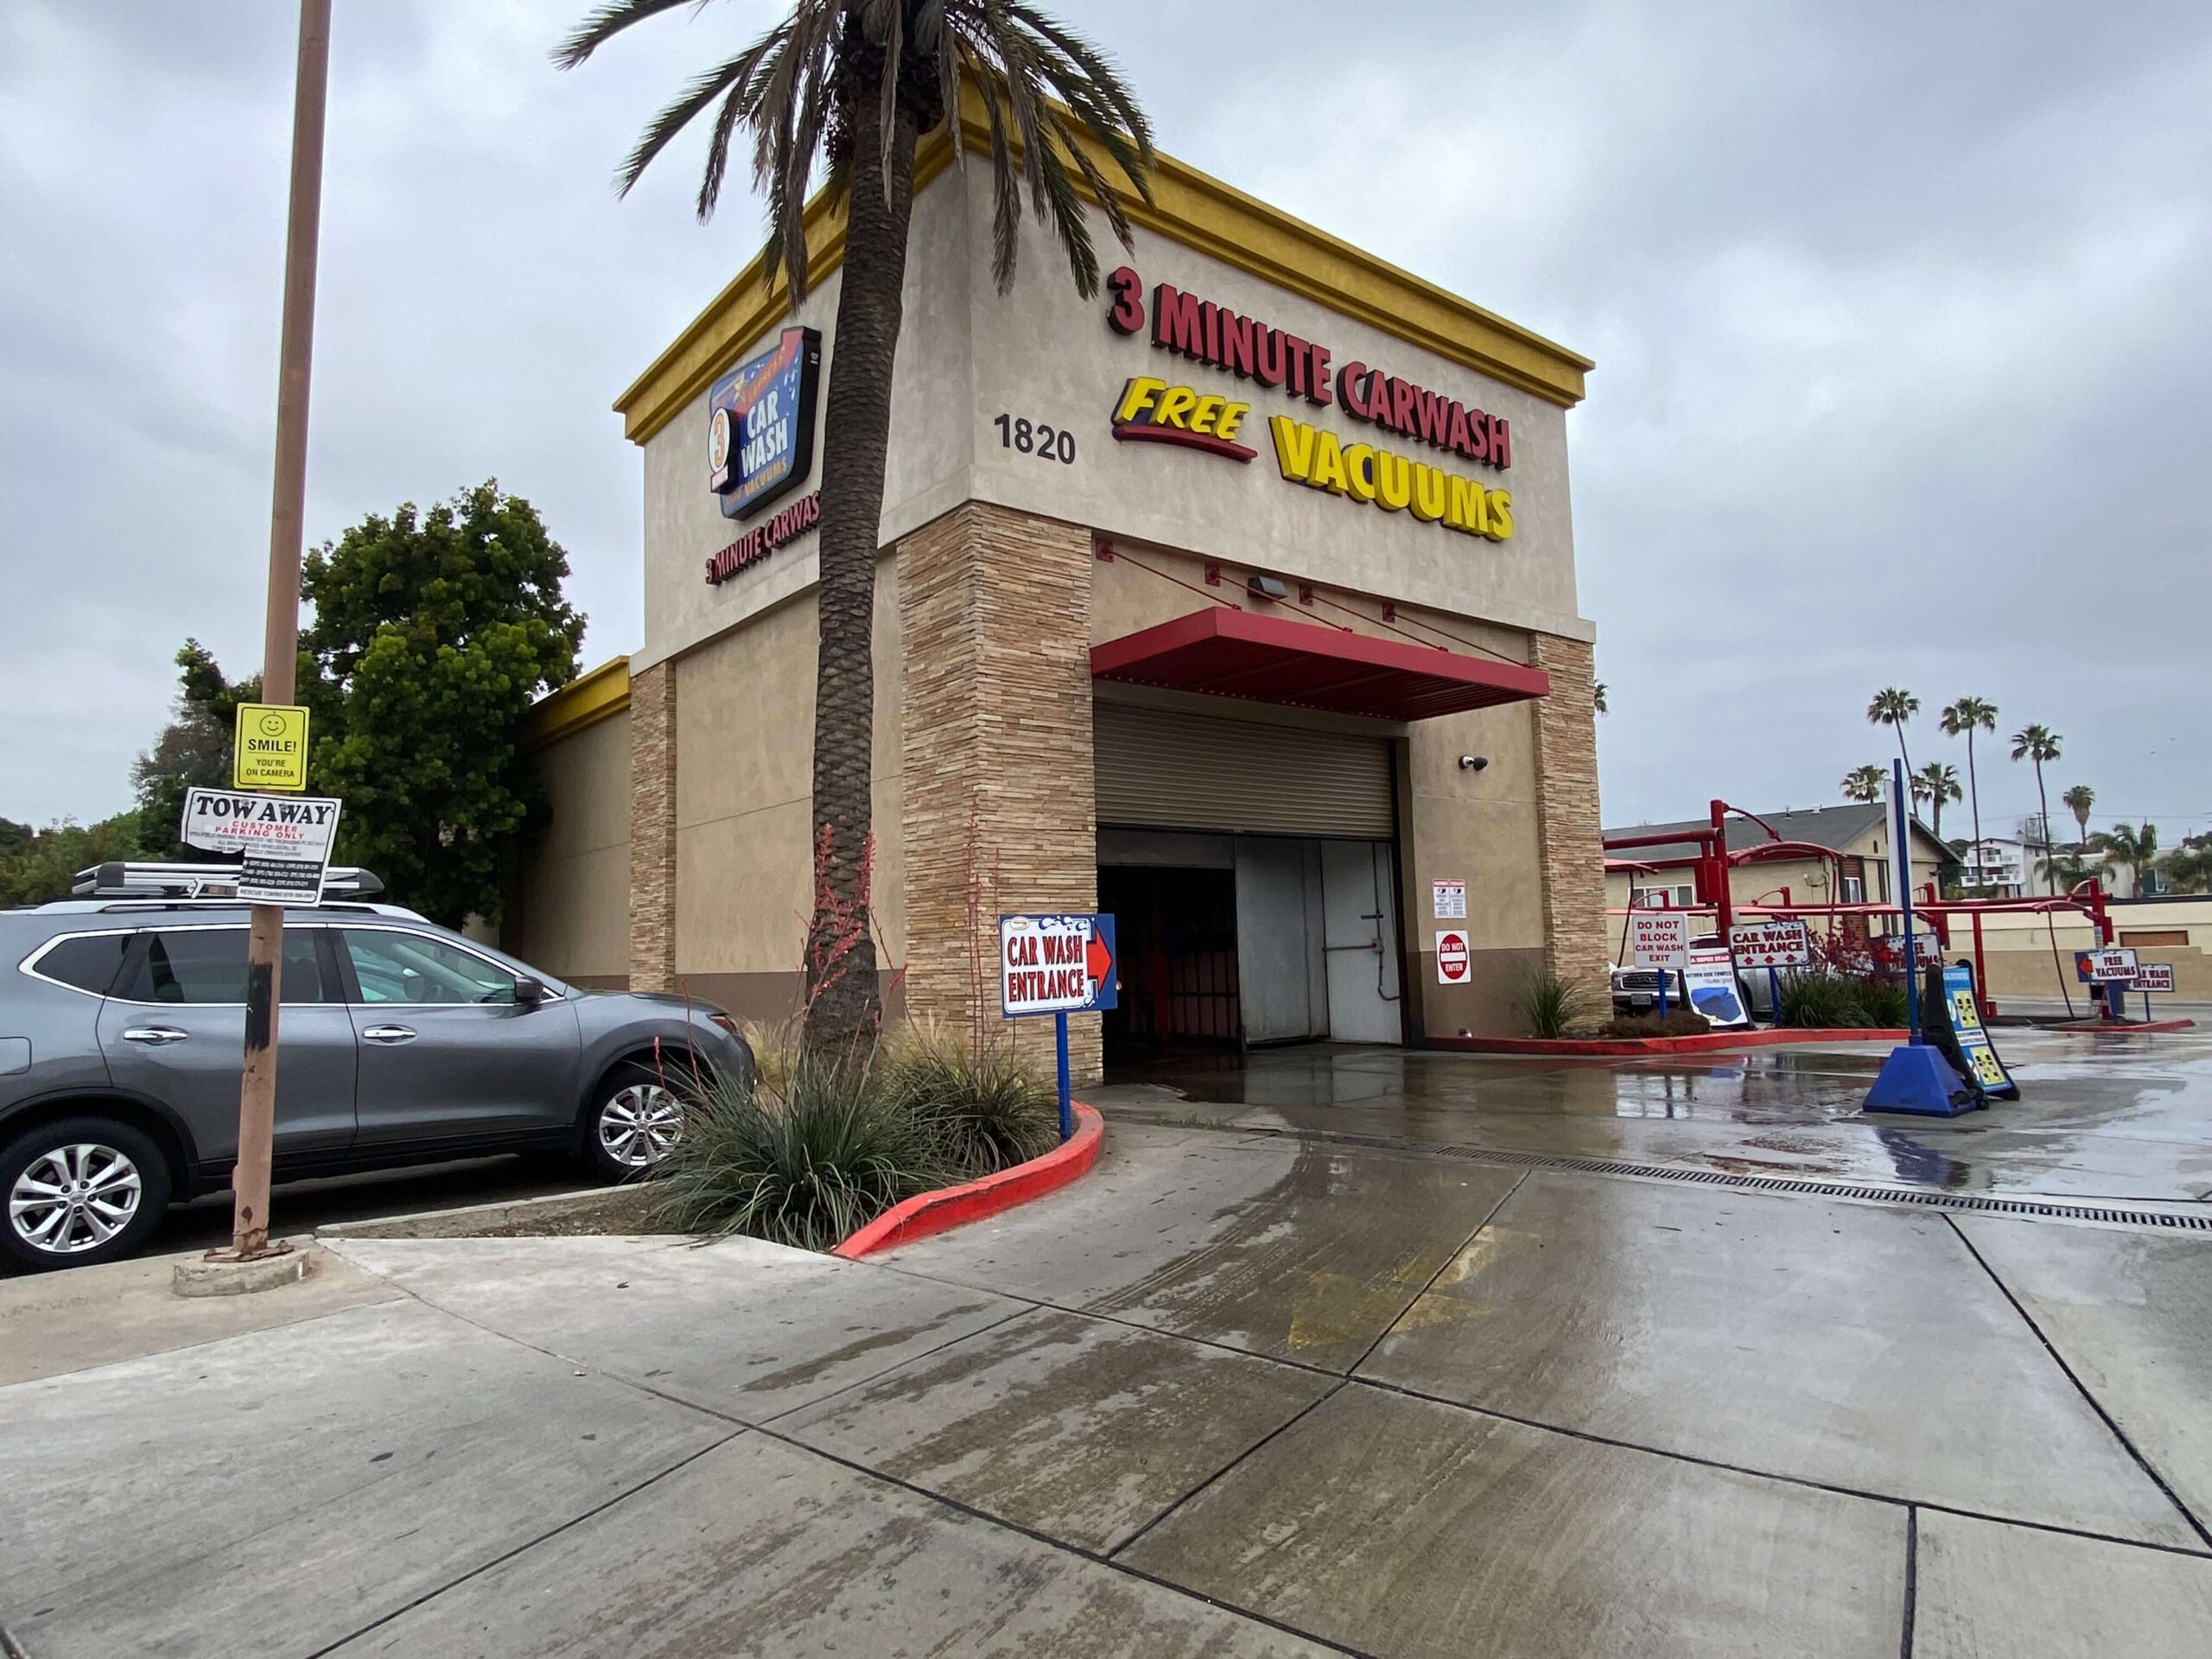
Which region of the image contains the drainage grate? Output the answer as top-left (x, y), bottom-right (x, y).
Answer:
top-left (1217, 1122), bottom-right (2212, 1231)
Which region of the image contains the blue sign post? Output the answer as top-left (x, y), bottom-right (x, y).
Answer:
top-left (999, 913), bottom-right (1118, 1141)
top-left (1863, 760), bottom-right (1978, 1116)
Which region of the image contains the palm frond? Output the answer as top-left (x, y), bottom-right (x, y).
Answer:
top-left (614, 32), bottom-right (785, 201)
top-left (552, 0), bottom-right (700, 71)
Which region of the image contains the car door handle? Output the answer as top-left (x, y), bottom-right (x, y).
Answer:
top-left (121, 1027), bottom-right (190, 1046)
top-left (361, 1025), bottom-right (418, 1044)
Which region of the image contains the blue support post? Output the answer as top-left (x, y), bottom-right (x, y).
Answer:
top-left (1054, 1010), bottom-right (1072, 1143)
top-left (1894, 760), bottom-right (1921, 1045)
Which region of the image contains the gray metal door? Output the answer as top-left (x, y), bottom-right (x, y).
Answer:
top-left (1096, 703), bottom-right (1395, 837)
top-left (1321, 841), bottom-right (1403, 1044)
top-left (1235, 838), bottom-right (1328, 1043)
top-left (337, 927), bottom-right (582, 1147)
top-left (96, 925), bottom-right (356, 1164)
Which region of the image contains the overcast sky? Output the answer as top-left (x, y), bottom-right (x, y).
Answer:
top-left (3, 0), bottom-right (2206, 845)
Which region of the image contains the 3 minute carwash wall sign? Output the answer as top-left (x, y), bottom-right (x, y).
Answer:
top-left (709, 326), bottom-right (822, 520)
top-left (1102, 266), bottom-right (1516, 543)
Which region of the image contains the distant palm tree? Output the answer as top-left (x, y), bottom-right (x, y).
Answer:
top-left (2162, 842), bottom-right (2212, 893)
top-left (1913, 762), bottom-right (1961, 840)
top-left (1940, 696), bottom-right (1997, 869)
top-left (2010, 724), bottom-right (2063, 894)
top-left (2088, 822), bottom-right (2158, 895)
top-left (1868, 687), bottom-right (1918, 781)
top-left (1841, 764), bottom-right (1887, 804)
top-left (1592, 681), bottom-right (1608, 715)
top-left (559, 0), bottom-right (1154, 1043)
top-left (2061, 783), bottom-right (2095, 845)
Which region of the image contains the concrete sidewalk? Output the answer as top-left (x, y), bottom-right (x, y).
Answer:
top-left (5, 1112), bottom-right (2211, 1656)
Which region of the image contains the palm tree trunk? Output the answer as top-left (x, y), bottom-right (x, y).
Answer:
top-left (1966, 731), bottom-right (1981, 886)
top-left (2033, 760), bottom-right (2052, 897)
top-left (802, 85), bottom-right (918, 1047)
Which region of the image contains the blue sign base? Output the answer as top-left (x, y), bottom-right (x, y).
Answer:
top-left (1861, 1045), bottom-right (1980, 1117)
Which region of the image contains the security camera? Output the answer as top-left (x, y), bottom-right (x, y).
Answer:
top-left (1246, 573), bottom-right (1289, 601)
top-left (1459, 755), bottom-right (1490, 772)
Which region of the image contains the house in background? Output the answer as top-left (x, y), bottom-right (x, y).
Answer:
top-left (1601, 803), bottom-right (1955, 960)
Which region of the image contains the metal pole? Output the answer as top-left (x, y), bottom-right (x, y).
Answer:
top-left (1054, 1012), bottom-right (1072, 1142)
top-left (223, 0), bottom-right (331, 1262)
top-left (1895, 760), bottom-right (1921, 1045)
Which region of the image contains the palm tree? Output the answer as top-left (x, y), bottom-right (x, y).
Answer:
top-left (1840, 764), bottom-right (1886, 804)
top-left (1912, 762), bottom-right (1961, 840)
top-left (560, 1), bottom-right (1154, 1043)
top-left (2009, 724), bottom-right (2063, 894)
top-left (1939, 696), bottom-right (1997, 872)
top-left (2061, 784), bottom-right (2094, 845)
top-left (2088, 822), bottom-right (2158, 895)
top-left (1592, 681), bottom-right (1608, 715)
top-left (1867, 687), bottom-right (1918, 781)
top-left (2162, 841), bottom-right (2212, 893)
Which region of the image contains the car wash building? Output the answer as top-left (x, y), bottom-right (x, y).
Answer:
top-left (503, 111), bottom-right (1604, 1079)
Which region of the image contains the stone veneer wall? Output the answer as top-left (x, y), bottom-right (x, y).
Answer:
top-left (1530, 633), bottom-right (1609, 992)
top-left (900, 503), bottom-right (1103, 1083)
top-left (627, 659), bottom-right (678, 994)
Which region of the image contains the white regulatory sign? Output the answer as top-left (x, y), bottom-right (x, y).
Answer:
top-left (1433, 880), bottom-right (1467, 920)
top-left (180, 788), bottom-right (341, 906)
top-left (1728, 919), bottom-right (1813, 968)
top-left (1630, 912), bottom-right (1690, 969)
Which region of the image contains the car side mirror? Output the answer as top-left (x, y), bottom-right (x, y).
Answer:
top-left (514, 976), bottom-right (546, 1007)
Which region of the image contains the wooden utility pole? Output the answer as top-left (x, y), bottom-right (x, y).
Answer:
top-left (216, 0), bottom-right (332, 1262)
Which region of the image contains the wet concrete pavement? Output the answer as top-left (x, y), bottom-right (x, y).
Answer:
top-left (5, 1032), bottom-right (2211, 1656)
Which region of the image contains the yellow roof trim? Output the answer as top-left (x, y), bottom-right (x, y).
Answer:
top-left (521, 655), bottom-right (631, 749)
top-left (614, 93), bottom-right (1592, 445)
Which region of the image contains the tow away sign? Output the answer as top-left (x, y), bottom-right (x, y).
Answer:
top-left (1000, 914), bottom-right (1118, 1017)
top-left (181, 788), bottom-right (340, 906)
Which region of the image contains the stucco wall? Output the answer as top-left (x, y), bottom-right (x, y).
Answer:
top-left (505, 709), bottom-right (632, 988)
top-left (669, 555), bottom-right (905, 1021)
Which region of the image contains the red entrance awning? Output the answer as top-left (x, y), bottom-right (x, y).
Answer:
top-left (1090, 607), bottom-right (1550, 722)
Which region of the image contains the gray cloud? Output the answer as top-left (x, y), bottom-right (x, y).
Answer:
top-left (3, 0), bottom-right (2206, 845)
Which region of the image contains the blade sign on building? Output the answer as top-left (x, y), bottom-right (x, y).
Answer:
top-left (709, 326), bottom-right (822, 520)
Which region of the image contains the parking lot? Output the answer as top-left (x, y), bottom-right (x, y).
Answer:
top-left (4, 1028), bottom-right (2208, 1656)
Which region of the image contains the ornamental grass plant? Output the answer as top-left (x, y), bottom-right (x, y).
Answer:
top-left (1512, 966), bottom-right (1599, 1039)
top-left (646, 1017), bottom-right (1058, 1251)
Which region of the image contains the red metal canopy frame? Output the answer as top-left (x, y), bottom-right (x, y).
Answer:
top-left (1090, 607), bottom-right (1550, 721)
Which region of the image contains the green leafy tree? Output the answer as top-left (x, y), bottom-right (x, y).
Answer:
top-left (1867, 686), bottom-right (1918, 780)
top-left (2061, 783), bottom-right (2094, 845)
top-left (2039, 849), bottom-right (2091, 891)
top-left (559, 0), bottom-right (1154, 1045)
top-left (130, 641), bottom-right (262, 855)
top-left (1939, 696), bottom-right (1997, 866)
top-left (2009, 723), bottom-right (2063, 892)
top-left (2087, 822), bottom-right (2158, 895)
top-left (1840, 764), bottom-right (1886, 804)
top-left (2162, 837), bottom-right (2212, 893)
top-left (1911, 761), bottom-right (1961, 840)
top-left (300, 481), bottom-right (585, 927)
top-left (0, 813), bottom-right (143, 907)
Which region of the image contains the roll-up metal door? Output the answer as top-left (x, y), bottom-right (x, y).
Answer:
top-left (1094, 702), bottom-right (1395, 837)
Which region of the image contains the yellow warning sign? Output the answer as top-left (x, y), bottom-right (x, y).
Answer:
top-left (233, 703), bottom-right (311, 791)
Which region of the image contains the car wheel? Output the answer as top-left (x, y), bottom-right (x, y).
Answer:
top-left (584, 1064), bottom-right (688, 1181)
top-left (2, 1116), bottom-right (172, 1272)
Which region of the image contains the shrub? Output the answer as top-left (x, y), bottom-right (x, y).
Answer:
top-left (1512, 966), bottom-right (1599, 1039)
top-left (1600, 1009), bottom-right (1713, 1038)
top-left (881, 1020), bottom-right (1058, 1179)
top-left (1777, 967), bottom-right (1872, 1029)
top-left (1853, 975), bottom-right (1910, 1028)
top-left (647, 1040), bottom-right (948, 1251)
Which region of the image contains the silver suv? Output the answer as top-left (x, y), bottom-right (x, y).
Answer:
top-left (2, 889), bottom-right (751, 1271)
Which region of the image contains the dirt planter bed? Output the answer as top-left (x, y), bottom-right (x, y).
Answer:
top-left (1430, 1028), bottom-right (1909, 1058)
top-left (834, 1103), bottom-right (1105, 1259)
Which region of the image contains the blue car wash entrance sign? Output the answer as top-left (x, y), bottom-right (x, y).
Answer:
top-left (1000, 913), bottom-right (1117, 1141)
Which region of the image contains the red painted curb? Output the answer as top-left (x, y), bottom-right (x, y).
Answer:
top-left (1431, 1027), bottom-right (1909, 1058)
top-left (2047, 1018), bottom-right (2198, 1035)
top-left (832, 1103), bottom-right (1105, 1259)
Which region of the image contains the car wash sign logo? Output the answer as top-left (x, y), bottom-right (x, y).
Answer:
top-left (1103, 265), bottom-right (1514, 542)
top-left (709, 326), bottom-right (822, 520)
top-left (1000, 914), bottom-right (1119, 1017)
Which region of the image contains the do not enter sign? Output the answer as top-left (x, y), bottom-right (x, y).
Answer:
top-left (1435, 929), bottom-right (1471, 984)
